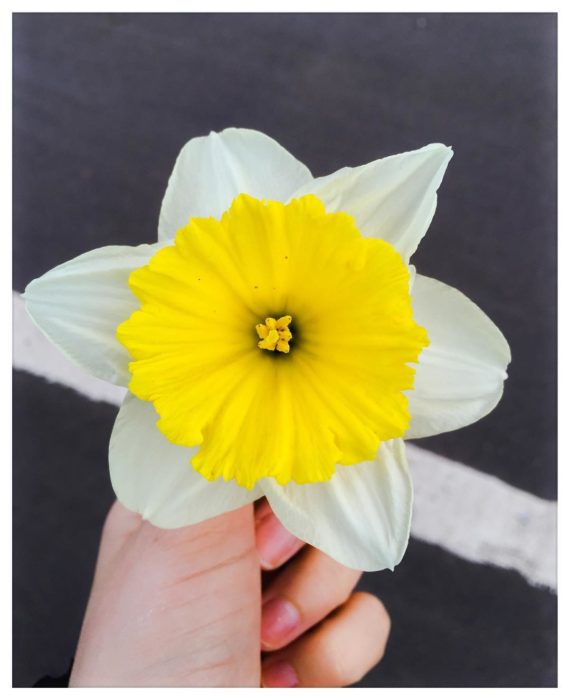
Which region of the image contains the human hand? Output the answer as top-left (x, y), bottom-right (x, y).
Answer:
top-left (69, 499), bottom-right (390, 687)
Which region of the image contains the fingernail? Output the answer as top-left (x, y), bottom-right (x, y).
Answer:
top-left (262, 660), bottom-right (299, 688)
top-left (261, 597), bottom-right (301, 648)
top-left (256, 514), bottom-right (301, 569)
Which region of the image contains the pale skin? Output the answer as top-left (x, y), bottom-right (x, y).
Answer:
top-left (70, 498), bottom-right (391, 687)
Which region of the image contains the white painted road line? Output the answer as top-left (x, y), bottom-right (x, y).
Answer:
top-left (406, 445), bottom-right (556, 590)
top-left (12, 292), bottom-right (557, 591)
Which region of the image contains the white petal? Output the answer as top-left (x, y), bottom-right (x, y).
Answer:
top-left (293, 143), bottom-right (453, 261)
top-left (158, 128), bottom-right (313, 240)
top-left (23, 243), bottom-right (163, 386)
top-left (109, 393), bottom-right (260, 528)
top-left (407, 274), bottom-right (511, 439)
top-left (261, 440), bottom-right (412, 572)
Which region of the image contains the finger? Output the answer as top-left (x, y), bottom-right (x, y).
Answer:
top-left (260, 546), bottom-right (362, 651)
top-left (255, 498), bottom-right (304, 570)
top-left (95, 501), bottom-right (143, 575)
top-left (261, 592), bottom-right (390, 688)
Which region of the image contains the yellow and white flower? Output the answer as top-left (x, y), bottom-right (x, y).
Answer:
top-left (23, 128), bottom-right (510, 571)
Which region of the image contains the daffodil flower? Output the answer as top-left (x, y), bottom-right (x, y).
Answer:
top-left (23, 128), bottom-right (510, 571)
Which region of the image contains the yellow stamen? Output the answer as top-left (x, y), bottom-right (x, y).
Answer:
top-left (255, 323), bottom-right (269, 339)
top-left (256, 315), bottom-right (293, 353)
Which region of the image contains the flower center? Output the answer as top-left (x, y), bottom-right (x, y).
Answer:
top-left (256, 315), bottom-right (293, 353)
top-left (117, 193), bottom-right (429, 489)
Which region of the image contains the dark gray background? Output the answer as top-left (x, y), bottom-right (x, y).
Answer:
top-left (13, 13), bottom-right (557, 687)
